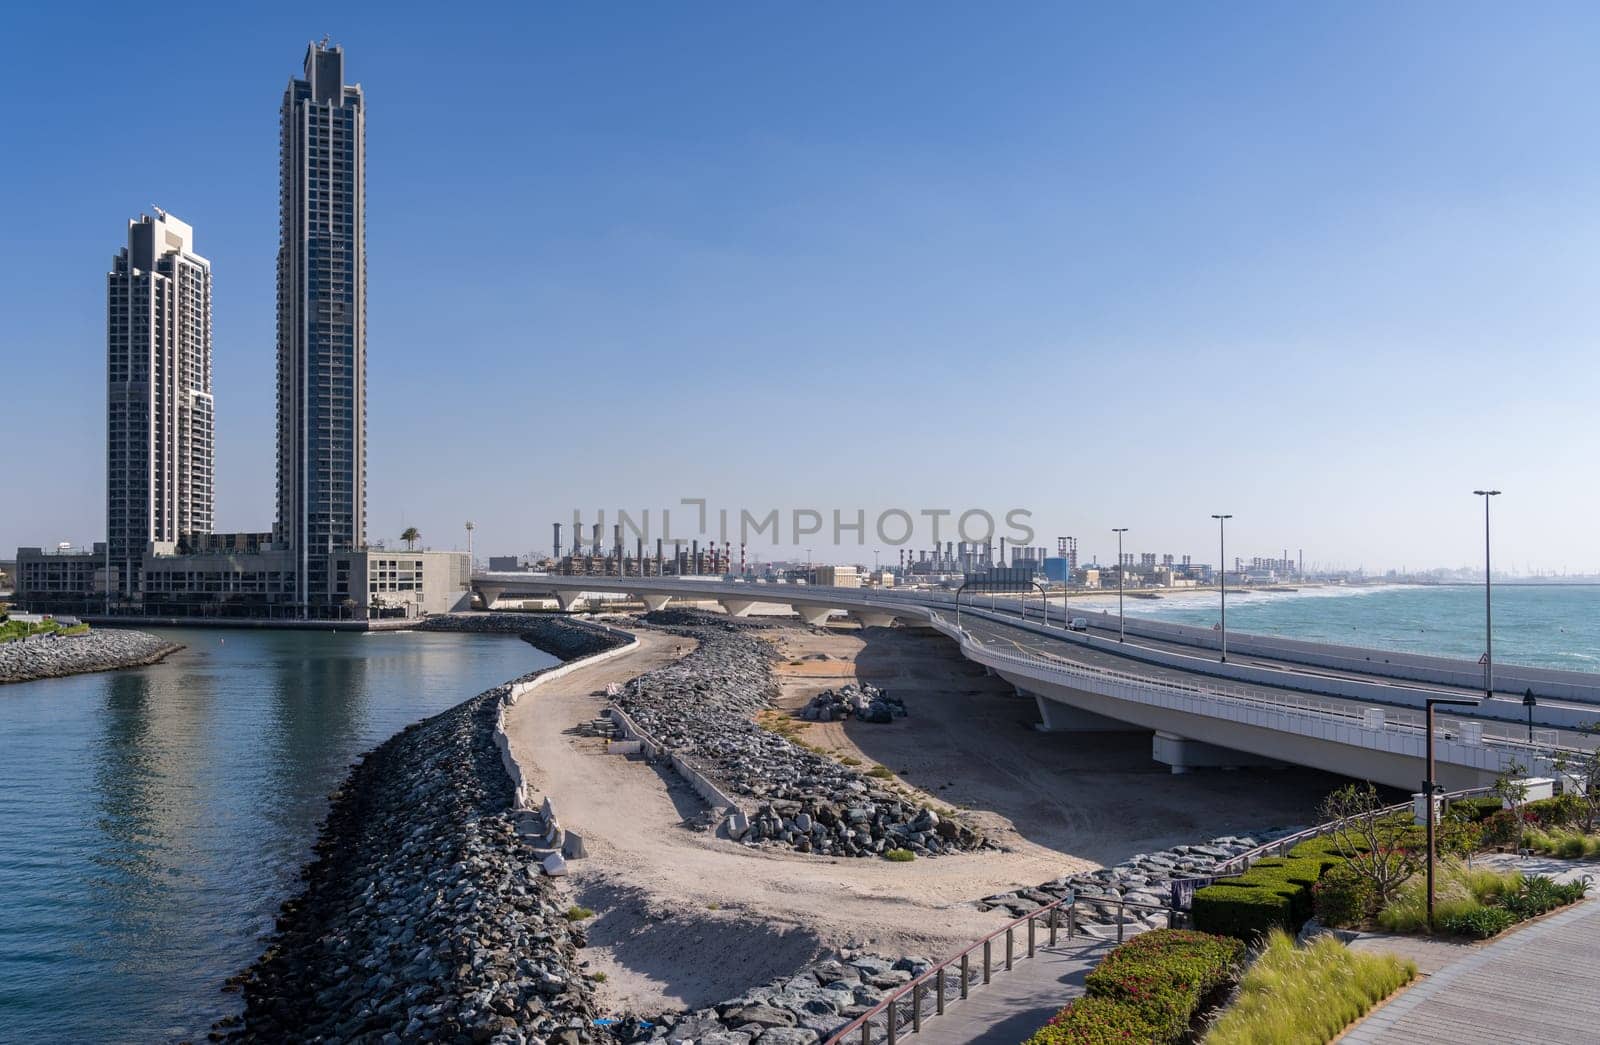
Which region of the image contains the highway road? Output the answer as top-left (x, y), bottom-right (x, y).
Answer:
top-left (957, 610), bottom-right (1598, 755)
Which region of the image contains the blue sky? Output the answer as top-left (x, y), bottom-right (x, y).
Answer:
top-left (4, 3), bottom-right (1598, 572)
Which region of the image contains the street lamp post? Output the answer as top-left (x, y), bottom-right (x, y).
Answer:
top-left (1112, 528), bottom-right (1129, 642)
top-left (1524, 688), bottom-right (1537, 743)
top-left (1211, 514), bottom-right (1232, 662)
top-left (1425, 695), bottom-right (1482, 931)
top-left (1473, 490), bottom-right (1500, 701)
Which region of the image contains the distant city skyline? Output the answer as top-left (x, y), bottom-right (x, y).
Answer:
top-left (4, 5), bottom-right (1598, 573)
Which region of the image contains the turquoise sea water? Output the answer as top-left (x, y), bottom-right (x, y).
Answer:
top-left (1100, 583), bottom-right (1600, 673)
top-left (0, 628), bottom-right (553, 1043)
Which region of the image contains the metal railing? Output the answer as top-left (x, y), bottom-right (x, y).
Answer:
top-left (822, 891), bottom-right (1175, 1045)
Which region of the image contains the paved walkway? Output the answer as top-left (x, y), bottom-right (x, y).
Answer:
top-left (908, 935), bottom-right (1114, 1045)
top-left (1343, 861), bottom-right (1600, 1045)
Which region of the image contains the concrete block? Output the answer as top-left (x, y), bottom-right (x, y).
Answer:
top-left (540, 853), bottom-right (568, 877)
top-left (725, 811), bottom-right (751, 841)
top-left (563, 831), bottom-right (588, 859)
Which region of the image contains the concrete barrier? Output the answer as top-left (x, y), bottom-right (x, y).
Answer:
top-left (605, 703), bottom-right (746, 815)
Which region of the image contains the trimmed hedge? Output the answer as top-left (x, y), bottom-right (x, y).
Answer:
top-left (1193, 854), bottom-right (1341, 938)
top-left (1026, 929), bottom-right (1245, 1045)
top-left (1451, 796), bottom-right (1504, 822)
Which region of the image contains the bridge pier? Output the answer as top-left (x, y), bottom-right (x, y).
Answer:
top-left (1034, 695), bottom-right (1132, 732)
top-left (849, 610), bottom-right (898, 629)
top-left (635, 594), bottom-right (672, 612)
top-left (719, 599), bottom-right (758, 617)
top-left (555, 590), bottom-right (587, 612)
top-left (791, 604), bottom-right (835, 627)
top-left (475, 584), bottom-right (507, 609)
top-left (1151, 730), bottom-right (1284, 774)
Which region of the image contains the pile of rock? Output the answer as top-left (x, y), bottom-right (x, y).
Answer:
top-left (0, 627), bottom-right (181, 684)
top-left (797, 683), bottom-right (905, 724)
top-left (627, 954), bottom-right (940, 1045)
top-left (222, 678), bottom-right (600, 1044)
top-left (618, 611), bottom-right (984, 858)
top-left (418, 612), bottom-right (628, 662)
top-left (975, 831), bottom-right (1297, 923)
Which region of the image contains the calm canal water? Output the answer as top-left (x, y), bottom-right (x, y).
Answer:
top-left (0, 628), bottom-right (554, 1043)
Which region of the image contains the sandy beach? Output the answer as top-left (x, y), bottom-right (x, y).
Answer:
top-left (503, 615), bottom-right (1347, 1016)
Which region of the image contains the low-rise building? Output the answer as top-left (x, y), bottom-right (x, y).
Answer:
top-left (812, 564), bottom-right (861, 588)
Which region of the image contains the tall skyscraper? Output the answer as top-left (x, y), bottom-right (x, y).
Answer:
top-left (106, 210), bottom-right (214, 603)
top-left (275, 40), bottom-right (367, 612)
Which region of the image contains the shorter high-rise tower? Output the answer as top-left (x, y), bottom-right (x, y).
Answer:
top-left (106, 210), bottom-right (214, 603)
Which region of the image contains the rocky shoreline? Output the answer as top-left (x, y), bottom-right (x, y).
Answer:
top-left (0, 627), bottom-right (182, 685)
top-left (220, 616), bottom-right (623, 1044)
top-left (616, 610), bottom-right (987, 858)
top-left (418, 612), bottom-right (629, 663)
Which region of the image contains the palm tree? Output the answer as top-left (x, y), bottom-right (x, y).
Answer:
top-left (401, 526), bottom-right (420, 550)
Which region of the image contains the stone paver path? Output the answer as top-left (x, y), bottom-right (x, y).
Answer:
top-left (1344, 895), bottom-right (1600, 1044)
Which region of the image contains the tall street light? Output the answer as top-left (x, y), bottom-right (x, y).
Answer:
top-left (1112, 528), bottom-right (1129, 642)
top-left (1472, 490), bottom-right (1500, 702)
top-left (1211, 514), bottom-right (1232, 662)
top-left (1424, 695), bottom-right (1482, 931)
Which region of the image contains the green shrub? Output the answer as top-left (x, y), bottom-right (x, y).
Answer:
top-left (1028, 930), bottom-right (1243, 1045)
top-left (1374, 863), bottom-right (1528, 935)
top-left (1450, 796), bottom-right (1505, 822)
top-left (883, 848), bottom-right (916, 862)
top-left (865, 765), bottom-right (894, 779)
top-left (1192, 885), bottom-right (1296, 940)
top-left (1525, 795), bottom-right (1585, 827)
top-left (1501, 875), bottom-right (1588, 919)
top-left (1025, 994), bottom-right (1164, 1045)
top-left (1313, 864), bottom-right (1376, 928)
top-left (1201, 930), bottom-right (1415, 1045)
top-left (1438, 907), bottom-right (1516, 939)
top-left (564, 905), bottom-right (594, 921)
top-left (1480, 810), bottom-right (1521, 848)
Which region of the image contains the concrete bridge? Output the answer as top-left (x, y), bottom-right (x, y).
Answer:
top-left (472, 572), bottom-right (1596, 791)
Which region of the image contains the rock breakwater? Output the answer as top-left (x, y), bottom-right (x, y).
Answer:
top-left (0, 628), bottom-right (181, 685)
top-left (617, 611), bottom-right (985, 857)
top-left (418, 612), bottom-right (629, 662)
top-left (223, 633), bottom-right (611, 1043)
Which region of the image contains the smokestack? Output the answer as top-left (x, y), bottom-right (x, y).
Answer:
top-left (656, 538), bottom-right (664, 577)
top-left (553, 523), bottom-right (561, 561)
top-left (591, 523), bottom-right (601, 557)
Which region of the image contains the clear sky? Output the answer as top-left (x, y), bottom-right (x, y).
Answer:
top-left (4, 3), bottom-right (1597, 572)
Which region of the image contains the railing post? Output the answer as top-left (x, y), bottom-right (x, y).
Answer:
top-left (960, 954), bottom-right (970, 999)
top-left (1005, 926), bottom-right (1014, 970)
top-left (1028, 914), bottom-right (1036, 958)
top-left (1117, 900), bottom-right (1126, 944)
top-left (1068, 900), bottom-right (1076, 940)
top-left (936, 968), bottom-right (945, 1015)
top-left (983, 940), bottom-right (992, 983)
top-left (912, 983), bottom-right (922, 1034)
top-left (1049, 905), bottom-right (1058, 946)
top-left (862, 1020), bottom-right (871, 1045)
top-left (887, 998), bottom-right (897, 1045)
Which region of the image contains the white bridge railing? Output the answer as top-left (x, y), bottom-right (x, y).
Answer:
top-left (923, 610), bottom-right (1578, 775)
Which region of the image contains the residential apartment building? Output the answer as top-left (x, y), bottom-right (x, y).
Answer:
top-left (276, 40), bottom-right (367, 613)
top-left (107, 211), bottom-right (214, 604)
